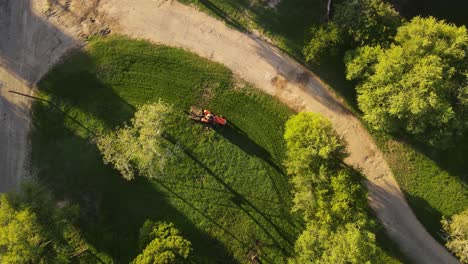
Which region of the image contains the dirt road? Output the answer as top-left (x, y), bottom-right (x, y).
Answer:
top-left (0, 0), bottom-right (458, 263)
top-left (0, 0), bottom-right (103, 192)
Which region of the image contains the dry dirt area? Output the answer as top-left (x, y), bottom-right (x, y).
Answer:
top-left (0, 0), bottom-right (108, 192)
top-left (0, 0), bottom-right (459, 263)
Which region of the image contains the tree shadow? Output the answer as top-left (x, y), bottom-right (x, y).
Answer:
top-left (163, 133), bottom-right (297, 252)
top-left (390, 131), bottom-right (468, 185)
top-left (31, 101), bottom-right (237, 263)
top-left (0, 95), bottom-right (30, 192)
top-left (38, 50), bottom-right (136, 129)
top-left (402, 190), bottom-right (445, 243)
top-left (195, 0), bottom-right (324, 57)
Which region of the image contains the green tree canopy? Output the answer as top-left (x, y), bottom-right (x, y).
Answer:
top-left (290, 167), bottom-right (368, 225)
top-left (97, 100), bottom-right (175, 180)
top-left (303, 22), bottom-right (342, 63)
top-left (0, 183), bottom-right (105, 263)
top-left (334, 0), bottom-right (402, 46)
top-left (133, 221), bottom-right (192, 264)
top-left (289, 222), bottom-right (378, 264)
top-left (442, 209), bottom-right (468, 263)
top-left (303, 0), bottom-right (402, 62)
top-left (0, 195), bottom-right (47, 263)
top-left (346, 17), bottom-right (468, 147)
top-left (284, 112), bottom-right (345, 177)
top-left (284, 112), bottom-right (385, 263)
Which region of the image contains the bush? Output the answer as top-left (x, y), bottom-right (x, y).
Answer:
top-left (442, 209), bottom-right (468, 263)
top-left (334, 0), bottom-right (402, 46)
top-left (133, 221), bottom-right (192, 264)
top-left (284, 112), bottom-right (345, 177)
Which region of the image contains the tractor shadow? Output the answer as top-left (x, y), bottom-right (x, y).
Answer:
top-left (217, 121), bottom-right (285, 176)
top-left (212, 120), bottom-right (294, 214)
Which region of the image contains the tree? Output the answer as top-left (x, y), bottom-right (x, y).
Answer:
top-left (133, 221), bottom-right (192, 264)
top-left (303, 22), bottom-right (342, 63)
top-left (0, 183), bottom-right (104, 263)
top-left (0, 195), bottom-right (48, 264)
top-left (346, 17), bottom-right (468, 147)
top-left (289, 222), bottom-right (379, 264)
top-left (97, 100), bottom-right (174, 180)
top-left (333, 0), bottom-right (402, 46)
top-left (289, 166), bottom-right (368, 224)
top-left (284, 112), bottom-right (383, 263)
top-left (303, 0), bottom-right (402, 62)
top-left (442, 209), bottom-right (468, 263)
top-left (284, 112), bottom-right (345, 176)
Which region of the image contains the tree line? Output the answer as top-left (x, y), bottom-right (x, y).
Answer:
top-left (0, 183), bottom-right (192, 263)
top-left (283, 112), bottom-right (387, 263)
top-left (303, 0), bottom-right (468, 149)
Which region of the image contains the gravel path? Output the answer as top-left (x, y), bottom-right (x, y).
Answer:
top-left (0, 0), bottom-right (458, 263)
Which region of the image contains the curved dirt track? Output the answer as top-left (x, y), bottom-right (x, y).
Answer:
top-left (0, 0), bottom-right (104, 192)
top-left (0, 0), bottom-right (458, 263)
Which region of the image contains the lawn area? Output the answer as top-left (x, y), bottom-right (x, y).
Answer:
top-left (32, 36), bottom-right (403, 263)
top-left (177, 0), bottom-right (468, 248)
top-left (33, 36), bottom-right (299, 263)
top-left (375, 132), bottom-right (468, 242)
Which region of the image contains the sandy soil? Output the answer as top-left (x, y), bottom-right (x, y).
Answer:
top-left (0, 0), bottom-right (104, 192)
top-left (0, 0), bottom-right (458, 263)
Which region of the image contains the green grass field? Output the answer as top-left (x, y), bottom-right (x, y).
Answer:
top-left (32, 36), bottom-right (403, 263)
top-left (33, 36), bottom-right (300, 263)
top-left (178, 0), bottom-right (468, 244)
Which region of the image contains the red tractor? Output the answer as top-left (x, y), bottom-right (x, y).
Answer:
top-left (189, 106), bottom-right (227, 126)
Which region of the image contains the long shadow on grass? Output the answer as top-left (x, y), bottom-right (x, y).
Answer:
top-left (214, 121), bottom-right (294, 214)
top-left (32, 102), bottom-right (236, 263)
top-left (219, 121), bottom-right (284, 175)
top-left (39, 50), bottom-right (136, 129)
top-left (164, 133), bottom-right (296, 251)
top-left (387, 130), bottom-right (468, 185)
top-left (403, 190), bottom-right (445, 243)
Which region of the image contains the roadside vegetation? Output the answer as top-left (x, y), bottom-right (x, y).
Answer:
top-left (178, 0), bottom-right (468, 250)
top-left (441, 208), bottom-right (468, 263)
top-left (0, 183), bottom-right (112, 263)
top-left (32, 36), bottom-right (299, 263)
top-left (284, 113), bottom-right (393, 263)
